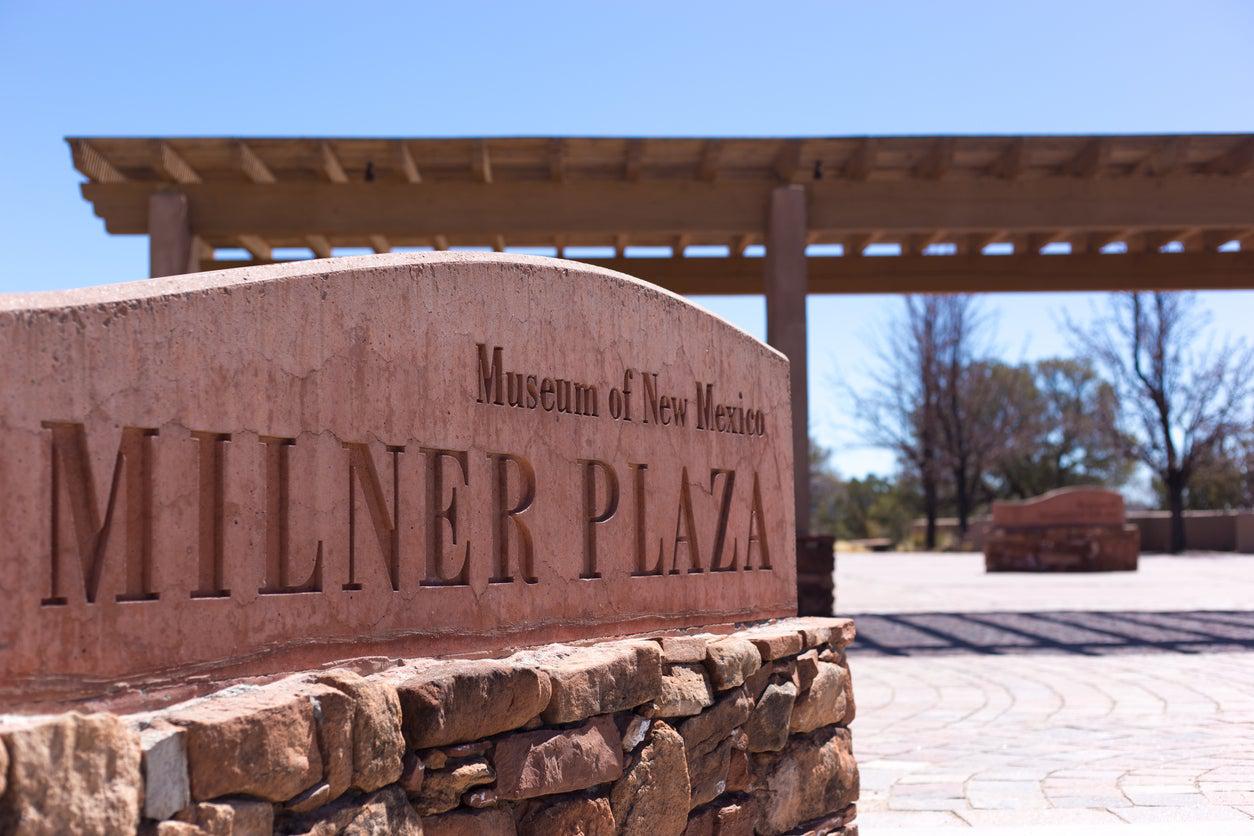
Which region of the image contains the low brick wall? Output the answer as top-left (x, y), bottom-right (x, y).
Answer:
top-left (0, 617), bottom-right (858, 836)
top-left (985, 525), bottom-right (1139, 572)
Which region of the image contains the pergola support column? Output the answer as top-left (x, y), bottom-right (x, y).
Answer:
top-left (764, 185), bottom-right (811, 536)
top-left (149, 192), bottom-right (199, 278)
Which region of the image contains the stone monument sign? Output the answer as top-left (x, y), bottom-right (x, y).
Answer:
top-left (0, 253), bottom-right (797, 704)
top-left (985, 487), bottom-right (1139, 572)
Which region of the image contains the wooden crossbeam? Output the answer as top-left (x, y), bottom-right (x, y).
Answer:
top-left (773, 141), bottom-right (804, 183)
top-left (82, 176), bottom-right (1254, 239)
top-left (493, 234), bottom-right (506, 252)
top-left (549, 139), bottom-right (567, 183)
top-left (699, 139), bottom-right (723, 182)
top-left (71, 140), bottom-right (127, 183)
top-left (985, 138), bottom-right (1025, 179)
top-left (913, 138), bottom-right (954, 180)
top-left (320, 142), bottom-right (348, 184)
top-left (396, 143), bottom-right (421, 183)
top-left (1061, 139), bottom-right (1109, 178)
top-left (1132, 137), bottom-right (1187, 177)
top-left (581, 252), bottom-right (1254, 295)
top-left (237, 142), bottom-right (276, 184)
top-left (1200, 138), bottom-right (1254, 176)
top-left (432, 234), bottom-right (449, 251)
top-left (369, 234), bottom-right (391, 253)
top-left (199, 252), bottom-right (1254, 295)
top-left (153, 141), bottom-right (200, 184)
top-left (613, 233), bottom-right (628, 257)
top-left (472, 141), bottom-right (493, 184)
top-left (306, 235), bottom-right (332, 258)
top-left (842, 139), bottom-right (876, 181)
top-left (624, 140), bottom-right (644, 181)
top-left (237, 235), bottom-right (271, 260)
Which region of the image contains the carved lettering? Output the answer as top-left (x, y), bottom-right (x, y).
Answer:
top-left (579, 459), bottom-right (618, 579)
top-left (258, 436), bottom-right (323, 594)
top-left (489, 452), bottom-right (536, 583)
top-left (421, 447), bottom-right (470, 586)
top-left (42, 422), bottom-right (159, 605)
top-left (477, 343), bottom-right (505, 405)
top-left (709, 468), bottom-right (737, 572)
top-left (669, 467), bottom-right (703, 574)
top-left (343, 442), bottom-right (403, 592)
top-left (629, 462), bottom-right (661, 576)
top-left (745, 471), bottom-right (772, 570)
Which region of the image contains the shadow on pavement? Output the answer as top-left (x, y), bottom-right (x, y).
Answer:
top-left (846, 609), bottom-right (1254, 657)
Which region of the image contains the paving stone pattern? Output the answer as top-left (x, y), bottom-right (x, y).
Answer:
top-left (840, 553), bottom-right (1254, 831)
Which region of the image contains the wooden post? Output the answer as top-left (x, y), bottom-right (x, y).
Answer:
top-left (765, 185), bottom-right (810, 536)
top-left (149, 192), bottom-right (199, 278)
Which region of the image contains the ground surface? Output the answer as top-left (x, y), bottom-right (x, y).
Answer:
top-left (840, 553), bottom-right (1254, 834)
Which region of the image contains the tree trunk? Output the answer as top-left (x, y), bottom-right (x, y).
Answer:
top-left (1167, 473), bottom-right (1186, 554)
top-left (954, 466), bottom-right (970, 537)
top-left (923, 471), bottom-right (938, 550)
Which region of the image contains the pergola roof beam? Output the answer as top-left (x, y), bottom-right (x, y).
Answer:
top-left (81, 176), bottom-right (1254, 239)
top-left (153, 141), bottom-right (200, 184)
top-left (237, 142), bottom-right (276, 184)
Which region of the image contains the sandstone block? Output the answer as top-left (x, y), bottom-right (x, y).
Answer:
top-left (283, 785), bottom-right (421, 835)
top-left (308, 669), bottom-right (404, 792)
top-left (298, 681), bottom-right (354, 801)
top-left (520, 796), bottom-right (615, 836)
top-left (727, 746), bottom-right (752, 793)
top-left (792, 617), bottom-right (856, 650)
top-left (443, 739), bottom-right (492, 759)
top-left (621, 715), bottom-right (651, 752)
top-left (0, 737), bottom-right (7, 800)
top-left (687, 735), bottom-right (733, 808)
top-left (140, 722), bottom-right (192, 820)
top-left (176, 797), bottom-right (274, 836)
top-left (678, 687), bottom-right (751, 762)
top-left (464, 786), bottom-right (498, 808)
top-left (746, 681), bottom-right (798, 752)
top-left (164, 684), bottom-right (322, 802)
top-left (285, 781), bottom-right (333, 814)
top-left (684, 800), bottom-right (756, 836)
top-left (0, 712), bottom-right (142, 835)
top-left (796, 650), bottom-right (821, 691)
top-left (495, 715), bottom-right (623, 801)
top-left (704, 638), bottom-right (761, 691)
top-left (652, 635), bottom-right (710, 664)
top-left (650, 664), bottom-right (714, 718)
top-left (414, 757), bottom-right (495, 815)
top-left (790, 663), bottom-right (850, 734)
top-left (514, 641), bottom-right (663, 724)
top-left (391, 659), bottom-right (551, 748)
top-left (610, 721), bottom-right (690, 836)
top-left (750, 727), bottom-right (859, 835)
top-left (398, 752), bottom-right (424, 795)
top-left (743, 627), bottom-right (804, 661)
top-left (155, 822), bottom-right (204, 836)
top-left (423, 807), bottom-right (517, 836)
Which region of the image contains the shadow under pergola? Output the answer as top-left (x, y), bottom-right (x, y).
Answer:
top-left (846, 609), bottom-right (1254, 657)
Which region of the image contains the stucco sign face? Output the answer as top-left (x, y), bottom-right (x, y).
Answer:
top-left (0, 253), bottom-right (796, 703)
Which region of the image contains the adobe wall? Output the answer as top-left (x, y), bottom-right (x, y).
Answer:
top-left (0, 617), bottom-right (858, 836)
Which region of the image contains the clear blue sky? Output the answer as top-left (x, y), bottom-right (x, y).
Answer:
top-left (2, 1), bottom-right (1252, 477)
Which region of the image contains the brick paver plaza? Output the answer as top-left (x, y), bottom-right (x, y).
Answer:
top-left (841, 553), bottom-right (1254, 833)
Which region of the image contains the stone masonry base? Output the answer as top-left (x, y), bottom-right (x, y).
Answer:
top-left (0, 617), bottom-right (859, 836)
top-left (985, 525), bottom-right (1140, 572)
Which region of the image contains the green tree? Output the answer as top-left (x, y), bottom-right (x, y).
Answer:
top-left (989, 358), bottom-right (1132, 499)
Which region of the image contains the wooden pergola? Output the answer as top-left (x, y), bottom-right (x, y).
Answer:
top-left (68, 134), bottom-right (1254, 534)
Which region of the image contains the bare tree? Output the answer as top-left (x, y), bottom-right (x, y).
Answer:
top-left (1072, 292), bottom-right (1253, 552)
top-left (856, 296), bottom-right (949, 548)
top-left (932, 297), bottom-right (1005, 536)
